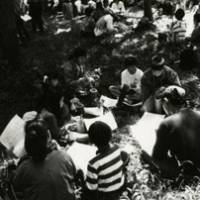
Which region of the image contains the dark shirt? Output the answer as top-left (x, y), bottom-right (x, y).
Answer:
top-left (14, 150), bottom-right (76, 200)
top-left (141, 65), bottom-right (181, 101)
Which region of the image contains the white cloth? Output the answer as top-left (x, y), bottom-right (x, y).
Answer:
top-left (94, 14), bottom-right (114, 36)
top-left (74, 0), bottom-right (82, 13)
top-left (121, 68), bottom-right (144, 91)
top-left (111, 1), bottom-right (125, 13)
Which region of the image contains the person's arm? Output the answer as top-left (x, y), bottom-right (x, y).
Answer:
top-left (84, 162), bottom-right (98, 200)
top-left (152, 122), bottom-right (170, 160)
top-left (168, 69), bottom-right (181, 87)
top-left (106, 15), bottom-right (115, 32)
top-left (132, 70), bottom-right (144, 94)
top-left (119, 1), bottom-right (125, 12)
top-left (141, 74), bottom-right (151, 101)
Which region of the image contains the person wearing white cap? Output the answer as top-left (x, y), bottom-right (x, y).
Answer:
top-left (141, 55), bottom-right (185, 114)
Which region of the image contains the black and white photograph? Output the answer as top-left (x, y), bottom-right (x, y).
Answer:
top-left (1, 0), bottom-right (200, 199)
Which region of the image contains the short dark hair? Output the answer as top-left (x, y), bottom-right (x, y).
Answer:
top-left (124, 55), bottom-right (138, 66)
top-left (25, 119), bottom-right (49, 162)
top-left (175, 9), bottom-right (185, 20)
top-left (165, 88), bottom-right (186, 107)
top-left (88, 121), bottom-right (112, 147)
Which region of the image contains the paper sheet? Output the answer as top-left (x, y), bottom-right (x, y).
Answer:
top-left (54, 28), bottom-right (71, 35)
top-left (0, 115), bottom-right (26, 157)
top-left (84, 107), bottom-right (103, 116)
top-left (67, 142), bottom-right (97, 175)
top-left (130, 112), bottom-right (165, 156)
top-left (20, 14), bottom-right (32, 22)
top-left (84, 111), bottom-right (118, 131)
top-left (100, 95), bottom-right (118, 108)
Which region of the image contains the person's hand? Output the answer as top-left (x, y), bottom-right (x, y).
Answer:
top-left (155, 86), bottom-right (166, 98)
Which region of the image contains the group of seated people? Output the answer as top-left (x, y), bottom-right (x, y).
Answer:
top-left (13, 115), bottom-right (128, 200)
top-left (12, 46), bottom-right (200, 199)
top-left (67, 0), bottom-right (128, 37)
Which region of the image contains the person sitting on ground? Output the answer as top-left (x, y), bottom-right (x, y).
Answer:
top-left (111, 0), bottom-right (125, 13)
top-left (38, 72), bottom-right (70, 127)
top-left (83, 121), bottom-right (129, 200)
top-left (171, 8), bottom-right (187, 42)
top-left (94, 12), bottom-right (118, 37)
top-left (141, 55), bottom-right (185, 114)
top-left (91, 1), bottom-right (106, 22)
top-left (63, 0), bottom-right (74, 20)
top-left (13, 118), bottom-right (77, 200)
top-left (109, 55), bottom-right (143, 105)
top-left (80, 7), bottom-right (95, 37)
top-left (61, 47), bottom-right (89, 97)
top-left (152, 105), bottom-right (200, 178)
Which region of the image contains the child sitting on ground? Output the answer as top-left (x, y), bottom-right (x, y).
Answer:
top-left (109, 55), bottom-right (143, 105)
top-left (83, 121), bottom-right (129, 200)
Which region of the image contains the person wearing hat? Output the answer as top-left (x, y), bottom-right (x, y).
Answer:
top-left (141, 55), bottom-right (184, 114)
top-left (109, 55), bottom-right (143, 104)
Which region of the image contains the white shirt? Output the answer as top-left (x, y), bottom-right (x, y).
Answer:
top-left (121, 68), bottom-right (143, 91)
top-left (94, 14), bottom-right (114, 36)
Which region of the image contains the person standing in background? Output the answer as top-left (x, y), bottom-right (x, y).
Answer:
top-left (28, 0), bottom-right (44, 32)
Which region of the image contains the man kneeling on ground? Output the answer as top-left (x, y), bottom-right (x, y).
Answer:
top-left (141, 55), bottom-right (185, 114)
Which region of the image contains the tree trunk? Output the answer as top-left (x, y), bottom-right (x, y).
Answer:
top-left (0, 0), bottom-right (19, 66)
top-left (144, 0), bottom-right (153, 21)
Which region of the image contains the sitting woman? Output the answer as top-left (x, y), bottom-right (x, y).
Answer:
top-left (13, 118), bottom-right (77, 200)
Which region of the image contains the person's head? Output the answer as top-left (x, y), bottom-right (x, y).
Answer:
top-left (85, 7), bottom-right (93, 17)
top-left (88, 121), bottom-right (112, 148)
top-left (151, 55), bottom-right (165, 77)
top-left (25, 118), bottom-right (51, 162)
top-left (48, 72), bottom-right (61, 87)
top-left (69, 47), bottom-right (87, 64)
top-left (165, 88), bottom-right (186, 113)
top-left (103, 0), bottom-right (109, 8)
top-left (96, 1), bottom-right (104, 10)
top-left (175, 8), bottom-right (185, 20)
top-left (125, 55), bottom-right (138, 74)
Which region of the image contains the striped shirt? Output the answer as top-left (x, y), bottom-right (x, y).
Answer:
top-left (171, 20), bottom-right (187, 42)
top-left (86, 145), bottom-right (125, 193)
